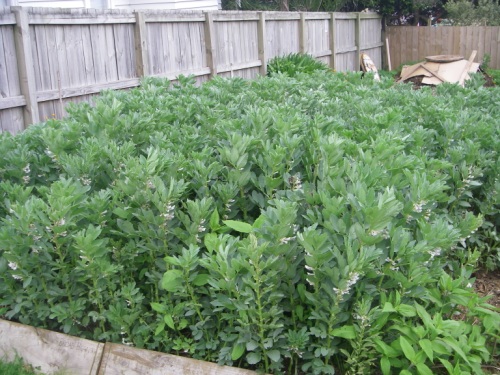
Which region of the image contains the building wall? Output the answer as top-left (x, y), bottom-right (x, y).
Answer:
top-left (2, 0), bottom-right (87, 6)
top-left (111, 0), bottom-right (218, 10)
top-left (1, 0), bottom-right (219, 9)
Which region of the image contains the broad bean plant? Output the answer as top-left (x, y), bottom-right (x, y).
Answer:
top-left (0, 68), bottom-right (499, 374)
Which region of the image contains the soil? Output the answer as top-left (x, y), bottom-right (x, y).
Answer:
top-left (473, 268), bottom-right (500, 372)
top-left (473, 268), bottom-right (500, 309)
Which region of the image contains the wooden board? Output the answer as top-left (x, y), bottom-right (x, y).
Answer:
top-left (0, 319), bottom-right (103, 375)
top-left (98, 343), bottom-right (258, 375)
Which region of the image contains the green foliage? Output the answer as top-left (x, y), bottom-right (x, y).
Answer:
top-left (0, 71), bottom-right (499, 374)
top-left (445, 0), bottom-right (500, 26)
top-left (267, 53), bottom-right (331, 77)
top-left (0, 357), bottom-right (39, 375)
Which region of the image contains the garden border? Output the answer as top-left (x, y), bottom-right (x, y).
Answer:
top-left (0, 319), bottom-right (258, 374)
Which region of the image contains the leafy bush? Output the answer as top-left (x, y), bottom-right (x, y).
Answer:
top-left (0, 72), bottom-right (499, 374)
top-left (445, 0), bottom-right (500, 26)
top-left (267, 53), bottom-right (331, 77)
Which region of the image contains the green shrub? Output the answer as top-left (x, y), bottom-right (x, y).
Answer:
top-left (0, 72), bottom-right (499, 374)
top-left (267, 53), bottom-right (331, 77)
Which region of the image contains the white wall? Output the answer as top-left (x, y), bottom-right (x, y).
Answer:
top-left (111, 0), bottom-right (218, 10)
top-left (6, 0), bottom-right (87, 7)
top-left (2, 0), bottom-right (220, 9)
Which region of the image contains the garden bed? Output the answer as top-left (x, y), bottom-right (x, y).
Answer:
top-left (0, 65), bottom-right (499, 374)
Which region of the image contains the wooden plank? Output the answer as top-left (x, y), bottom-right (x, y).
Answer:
top-left (113, 24), bottom-right (128, 80)
top-left (257, 11), bottom-right (266, 75)
top-left (104, 24), bottom-right (119, 81)
top-left (311, 49), bottom-right (331, 58)
top-left (299, 12), bottom-right (306, 54)
top-left (361, 41), bottom-right (384, 50)
top-left (145, 15), bottom-right (206, 23)
top-left (458, 50), bottom-right (477, 86)
top-left (355, 12), bottom-right (360, 70)
top-left (187, 22), bottom-right (204, 71)
top-left (213, 13), bottom-right (259, 22)
top-left (36, 77), bottom-right (140, 102)
top-left (334, 13), bottom-right (358, 20)
top-left (1, 24), bottom-right (21, 97)
top-left (385, 37), bottom-right (391, 71)
top-left (134, 12), bottom-right (149, 77)
top-left (304, 13), bottom-right (331, 20)
top-left (329, 12), bottom-right (336, 69)
top-left (336, 46), bottom-right (357, 54)
top-left (477, 26), bottom-right (485, 63)
top-left (154, 66), bottom-right (211, 80)
top-left (0, 28), bottom-right (12, 98)
top-left (265, 13), bottom-right (301, 21)
top-left (0, 108), bottom-right (25, 134)
top-left (66, 25), bottom-right (86, 88)
top-left (98, 342), bottom-right (257, 375)
top-left (0, 319), bottom-right (103, 375)
top-left (218, 59), bottom-right (261, 73)
top-left (0, 95), bottom-right (26, 110)
top-left (12, 6), bottom-right (40, 128)
top-left (204, 11), bottom-right (217, 77)
top-left (30, 25), bottom-right (44, 92)
top-left (0, 13), bottom-right (16, 26)
top-left (491, 27), bottom-right (499, 69)
top-left (358, 13), bottom-right (381, 19)
top-left (484, 26), bottom-right (492, 65)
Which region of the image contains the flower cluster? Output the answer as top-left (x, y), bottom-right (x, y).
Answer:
top-left (385, 257), bottom-right (399, 271)
top-left (333, 271), bottom-right (360, 301)
top-left (280, 236), bottom-right (296, 244)
top-left (288, 174), bottom-right (303, 191)
top-left (161, 202), bottom-right (175, 222)
top-left (22, 164), bottom-right (30, 184)
top-left (412, 200), bottom-right (427, 213)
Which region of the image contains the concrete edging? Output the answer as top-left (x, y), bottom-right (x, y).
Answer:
top-left (0, 319), bottom-right (257, 375)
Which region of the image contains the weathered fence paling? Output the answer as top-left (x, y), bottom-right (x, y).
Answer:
top-left (0, 7), bottom-right (383, 133)
top-left (386, 26), bottom-right (500, 71)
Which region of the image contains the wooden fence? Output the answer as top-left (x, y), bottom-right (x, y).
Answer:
top-left (0, 7), bottom-right (383, 134)
top-left (386, 26), bottom-right (500, 70)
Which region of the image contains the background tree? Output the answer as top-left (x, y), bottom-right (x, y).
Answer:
top-left (444, 0), bottom-right (500, 25)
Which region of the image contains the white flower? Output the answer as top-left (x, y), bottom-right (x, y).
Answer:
top-left (8, 261), bottom-right (18, 270)
top-left (23, 164), bottom-right (30, 174)
top-left (428, 247), bottom-right (441, 259)
top-left (12, 274), bottom-right (23, 281)
top-left (80, 176), bottom-right (92, 186)
top-left (55, 218), bottom-right (66, 226)
top-left (280, 236), bottom-right (296, 244)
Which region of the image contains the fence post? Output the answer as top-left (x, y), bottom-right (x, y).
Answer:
top-left (204, 11), bottom-right (218, 78)
top-left (299, 12), bottom-right (307, 54)
top-left (257, 12), bottom-right (267, 76)
top-left (12, 6), bottom-right (39, 129)
top-left (134, 11), bottom-right (149, 78)
top-left (329, 12), bottom-right (336, 70)
top-left (355, 12), bottom-right (361, 70)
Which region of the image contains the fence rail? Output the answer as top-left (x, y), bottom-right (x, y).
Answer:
top-left (386, 26), bottom-right (500, 71)
top-left (0, 7), bottom-right (382, 134)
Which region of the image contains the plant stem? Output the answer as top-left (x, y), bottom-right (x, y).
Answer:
top-left (253, 264), bottom-right (270, 372)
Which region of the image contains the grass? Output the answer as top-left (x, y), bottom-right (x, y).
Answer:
top-left (0, 357), bottom-right (38, 375)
